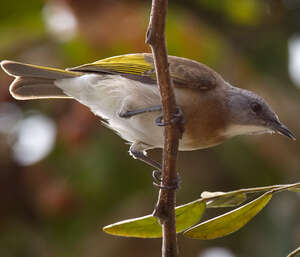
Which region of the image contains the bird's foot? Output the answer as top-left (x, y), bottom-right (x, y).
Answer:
top-left (152, 170), bottom-right (162, 183)
top-left (152, 171), bottom-right (181, 191)
top-left (155, 106), bottom-right (184, 136)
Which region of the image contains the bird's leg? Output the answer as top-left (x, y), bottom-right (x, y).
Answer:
top-left (129, 142), bottom-right (162, 170)
top-left (129, 142), bottom-right (180, 190)
top-left (118, 100), bottom-right (162, 118)
top-left (118, 98), bottom-right (184, 136)
top-left (129, 143), bottom-right (163, 184)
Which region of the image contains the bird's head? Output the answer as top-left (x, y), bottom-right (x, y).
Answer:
top-left (224, 85), bottom-right (296, 140)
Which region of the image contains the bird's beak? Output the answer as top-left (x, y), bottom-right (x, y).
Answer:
top-left (272, 120), bottom-right (296, 140)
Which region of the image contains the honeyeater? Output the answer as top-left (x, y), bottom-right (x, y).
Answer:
top-left (0, 53), bottom-right (295, 169)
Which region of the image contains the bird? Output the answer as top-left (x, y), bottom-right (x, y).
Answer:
top-left (0, 53), bottom-right (296, 170)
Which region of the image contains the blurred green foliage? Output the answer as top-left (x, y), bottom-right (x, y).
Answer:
top-left (198, 0), bottom-right (262, 25)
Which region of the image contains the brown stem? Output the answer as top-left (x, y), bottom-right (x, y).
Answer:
top-left (146, 0), bottom-right (182, 257)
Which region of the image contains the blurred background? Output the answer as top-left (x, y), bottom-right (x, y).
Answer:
top-left (0, 0), bottom-right (299, 256)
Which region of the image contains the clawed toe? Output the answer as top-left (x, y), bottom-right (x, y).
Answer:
top-left (153, 172), bottom-right (181, 191)
top-left (155, 106), bottom-right (184, 136)
top-left (152, 170), bottom-right (162, 183)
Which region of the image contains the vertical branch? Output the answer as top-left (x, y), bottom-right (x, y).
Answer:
top-left (146, 0), bottom-right (182, 257)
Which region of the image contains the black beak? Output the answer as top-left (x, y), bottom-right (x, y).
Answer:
top-left (272, 120), bottom-right (296, 141)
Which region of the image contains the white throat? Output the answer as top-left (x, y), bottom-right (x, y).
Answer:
top-left (223, 124), bottom-right (273, 138)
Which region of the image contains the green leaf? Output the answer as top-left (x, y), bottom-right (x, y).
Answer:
top-left (286, 246), bottom-right (300, 257)
top-left (184, 192), bottom-right (272, 240)
top-left (201, 191), bottom-right (247, 208)
top-left (103, 200), bottom-right (206, 238)
top-left (288, 186), bottom-right (300, 192)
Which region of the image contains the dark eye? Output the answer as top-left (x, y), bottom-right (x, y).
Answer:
top-left (251, 102), bottom-right (262, 114)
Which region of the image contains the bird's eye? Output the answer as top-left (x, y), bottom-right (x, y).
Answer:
top-left (250, 102), bottom-right (262, 114)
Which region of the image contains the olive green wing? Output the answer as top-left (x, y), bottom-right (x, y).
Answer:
top-left (68, 53), bottom-right (218, 90)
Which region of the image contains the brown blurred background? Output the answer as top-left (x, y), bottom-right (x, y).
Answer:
top-left (0, 0), bottom-right (300, 257)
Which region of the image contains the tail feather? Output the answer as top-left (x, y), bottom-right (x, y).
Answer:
top-left (1, 60), bottom-right (80, 100)
top-left (10, 77), bottom-right (71, 100)
top-left (1, 60), bottom-right (79, 79)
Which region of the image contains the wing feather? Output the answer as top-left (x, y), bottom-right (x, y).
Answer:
top-left (68, 53), bottom-right (219, 90)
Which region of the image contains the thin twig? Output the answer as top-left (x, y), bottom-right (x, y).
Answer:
top-left (146, 0), bottom-right (182, 257)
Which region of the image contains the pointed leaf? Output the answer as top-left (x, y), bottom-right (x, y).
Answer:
top-left (288, 186), bottom-right (300, 192)
top-left (202, 191), bottom-right (247, 208)
top-left (103, 200), bottom-right (206, 238)
top-left (184, 192), bottom-right (272, 240)
top-left (286, 246), bottom-right (300, 257)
